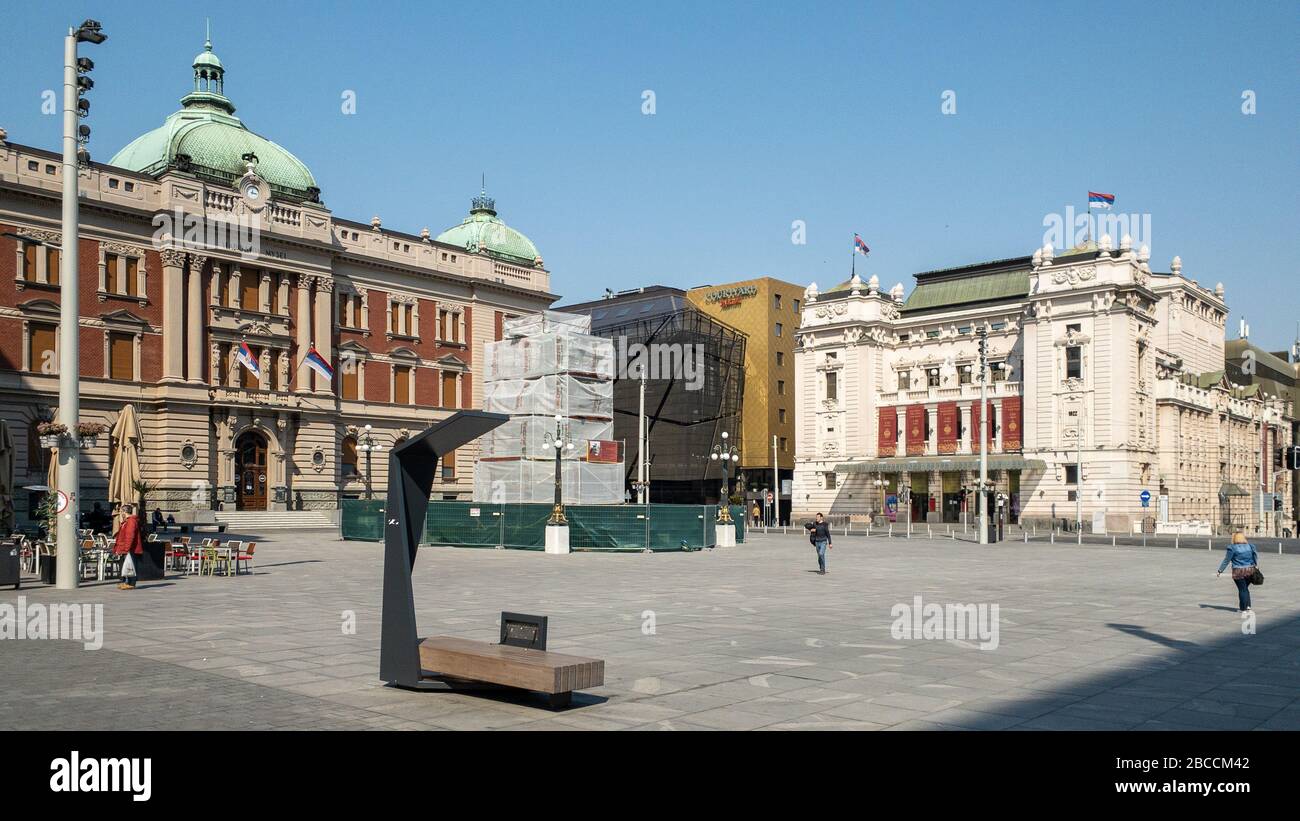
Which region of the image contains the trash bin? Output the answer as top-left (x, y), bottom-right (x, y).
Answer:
top-left (0, 542), bottom-right (19, 589)
top-left (39, 556), bottom-right (56, 585)
top-left (987, 520), bottom-right (999, 543)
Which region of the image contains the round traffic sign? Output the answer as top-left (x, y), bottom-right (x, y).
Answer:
top-left (55, 490), bottom-right (70, 514)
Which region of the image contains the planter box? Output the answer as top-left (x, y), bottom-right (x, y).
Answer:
top-left (39, 435), bottom-right (60, 449)
top-left (78, 436), bottom-right (99, 449)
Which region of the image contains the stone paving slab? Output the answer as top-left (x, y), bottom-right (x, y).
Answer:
top-left (1, 530), bottom-right (1297, 730)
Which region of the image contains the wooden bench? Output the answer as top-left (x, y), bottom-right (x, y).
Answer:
top-left (418, 636), bottom-right (604, 708)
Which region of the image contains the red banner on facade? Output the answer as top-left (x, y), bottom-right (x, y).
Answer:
top-left (906, 405), bottom-right (926, 456)
top-left (1002, 396), bottom-right (1022, 452)
top-left (938, 402), bottom-right (958, 455)
top-left (586, 440), bottom-right (620, 463)
top-left (878, 406), bottom-right (897, 456)
top-left (971, 401), bottom-right (988, 453)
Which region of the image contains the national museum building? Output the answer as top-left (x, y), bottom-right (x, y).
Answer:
top-left (0, 40), bottom-right (556, 520)
top-left (792, 238), bottom-right (1295, 536)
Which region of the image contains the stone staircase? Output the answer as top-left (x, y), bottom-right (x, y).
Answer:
top-left (215, 510), bottom-right (336, 532)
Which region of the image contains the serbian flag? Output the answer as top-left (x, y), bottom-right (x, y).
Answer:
top-left (305, 346), bottom-right (334, 382)
top-left (854, 234), bottom-right (870, 255)
top-left (1088, 191), bottom-right (1115, 209)
top-left (236, 341), bottom-right (261, 379)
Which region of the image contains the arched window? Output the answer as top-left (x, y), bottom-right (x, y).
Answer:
top-left (341, 436), bottom-right (358, 476)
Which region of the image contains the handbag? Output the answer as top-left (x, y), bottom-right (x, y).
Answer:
top-left (1250, 567), bottom-right (1264, 586)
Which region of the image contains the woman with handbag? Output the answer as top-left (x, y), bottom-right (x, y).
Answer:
top-left (1216, 531), bottom-right (1260, 615)
top-left (113, 504), bottom-right (145, 590)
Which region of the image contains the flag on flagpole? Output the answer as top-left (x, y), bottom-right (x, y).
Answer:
top-left (236, 341), bottom-right (261, 379)
top-left (1087, 191), bottom-right (1115, 209)
top-left (305, 345), bottom-right (334, 382)
top-left (854, 234), bottom-right (870, 255)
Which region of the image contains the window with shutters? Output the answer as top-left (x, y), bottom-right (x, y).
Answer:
top-left (45, 248), bottom-right (60, 285)
top-left (106, 254), bottom-right (120, 294)
top-left (393, 365), bottom-right (411, 404)
top-left (441, 371), bottom-right (458, 408)
top-left (28, 323), bottom-right (56, 374)
top-left (442, 448), bottom-right (456, 480)
top-left (341, 437), bottom-right (358, 476)
top-left (241, 275), bottom-right (260, 312)
top-left (825, 371), bottom-right (837, 401)
top-left (22, 243), bottom-right (37, 280)
top-left (341, 360), bottom-right (360, 400)
top-left (109, 332), bottom-right (134, 381)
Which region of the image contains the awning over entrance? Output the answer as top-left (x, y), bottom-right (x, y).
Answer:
top-left (1219, 482), bottom-right (1249, 497)
top-left (834, 455), bottom-right (1047, 474)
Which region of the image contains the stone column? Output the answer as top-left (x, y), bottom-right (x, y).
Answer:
top-left (186, 254), bottom-right (205, 382)
top-left (160, 247), bottom-right (186, 382)
top-left (228, 266), bottom-right (242, 308)
top-left (260, 270), bottom-right (272, 314)
top-left (313, 275), bottom-right (334, 394)
top-left (210, 342), bottom-right (223, 387)
top-left (295, 274), bottom-right (312, 391)
top-left (209, 262), bottom-right (222, 307)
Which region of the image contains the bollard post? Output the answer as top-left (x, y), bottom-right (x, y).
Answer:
top-left (1112, 535), bottom-right (1116, 547)
top-left (1050, 531), bottom-right (1055, 544)
top-left (1023, 531), bottom-right (1027, 543)
top-left (1208, 539), bottom-right (1212, 551)
top-left (1175, 534), bottom-right (1179, 550)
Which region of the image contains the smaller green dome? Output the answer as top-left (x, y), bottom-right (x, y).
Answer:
top-left (436, 190), bottom-right (542, 266)
top-left (193, 42), bottom-right (223, 70)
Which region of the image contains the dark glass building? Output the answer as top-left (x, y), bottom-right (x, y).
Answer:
top-left (560, 287), bottom-right (746, 504)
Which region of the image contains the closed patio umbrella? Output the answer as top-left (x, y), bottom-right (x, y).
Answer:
top-left (0, 419), bottom-right (14, 533)
top-left (108, 405), bottom-right (143, 535)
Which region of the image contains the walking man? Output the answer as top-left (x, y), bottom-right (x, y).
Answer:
top-left (804, 512), bottom-right (833, 575)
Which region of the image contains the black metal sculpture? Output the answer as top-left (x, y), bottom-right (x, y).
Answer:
top-left (379, 410), bottom-right (508, 690)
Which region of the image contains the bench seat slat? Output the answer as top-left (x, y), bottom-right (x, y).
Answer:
top-left (418, 636), bottom-right (604, 695)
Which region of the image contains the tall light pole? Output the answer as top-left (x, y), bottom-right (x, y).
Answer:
top-left (977, 326), bottom-right (989, 545)
top-left (772, 434), bottom-right (779, 526)
top-left (358, 424), bottom-right (383, 500)
top-left (711, 431), bottom-right (738, 522)
top-left (636, 370), bottom-right (647, 504)
top-left (543, 415), bottom-right (573, 524)
top-left (55, 20), bottom-right (106, 590)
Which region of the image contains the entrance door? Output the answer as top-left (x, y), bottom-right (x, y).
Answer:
top-left (235, 432), bottom-right (269, 511)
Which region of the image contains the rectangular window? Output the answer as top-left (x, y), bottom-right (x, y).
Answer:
top-left (22, 244), bottom-right (38, 279)
top-left (46, 248), bottom-right (61, 285)
top-left (793, 299), bottom-right (800, 313)
top-left (441, 448), bottom-right (456, 480)
top-left (338, 295), bottom-right (349, 327)
top-left (241, 275), bottom-right (260, 312)
top-left (404, 304), bottom-right (415, 336)
top-left (959, 364), bottom-right (972, 385)
top-left (898, 371), bottom-right (909, 391)
top-left (125, 257), bottom-right (138, 296)
top-left (441, 371), bottom-right (458, 408)
top-left (777, 379), bottom-right (785, 396)
top-left (775, 322), bottom-right (783, 337)
top-left (1066, 347), bottom-right (1082, 379)
top-left (927, 368), bottom-right (941, 388)
top-left (29, 323), bottom-right (56, 373)
top-left (106, 255), bottom-right (120, 293)
top-left (1064, 464), bottom-right (1079, 485)
top-left (393, 365), bottom-right (411, 404)
top-left (826, 371), bottom-right (838, 401)
top-left (824, 472), bottom-right (837, 490)
top-left (341, 360), bottom-right (359, 400)
top-left (774, 294), bottom-right (782, 310)
top-left (109, 332), bottom-right (133, 381)
top-left (778, 408), bottom-right (786, 424)
top-left (776, 351), bottom-right (784, 367)
top-left (992, 361), bottom-right (1007, 382)
top-left (779, 437), bottom-right (788, 452)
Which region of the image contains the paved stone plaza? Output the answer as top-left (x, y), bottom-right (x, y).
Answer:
top-left (1, 531), bottom-right (1297, 730)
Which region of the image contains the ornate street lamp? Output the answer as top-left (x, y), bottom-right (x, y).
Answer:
top-left (873, 475), bottom-right (885, 518)
top-left (358, 424), bottom-right (383, 500)
top-left (710, 431), bottom-right (739, 523)
top-left (541, 414), bottom-right (574, 525)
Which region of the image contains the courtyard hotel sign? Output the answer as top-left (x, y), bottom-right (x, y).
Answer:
top-left (704, 285), bottom-right (758, 308)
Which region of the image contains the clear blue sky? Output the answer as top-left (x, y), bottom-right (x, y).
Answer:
top-left (2, 0), bottom-right (1296, 351)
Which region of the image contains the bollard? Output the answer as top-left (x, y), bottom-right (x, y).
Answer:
top-left (1280, 542), bottom-right (1284, 555)
top-left (889, 523), bottom-right (893, 538)
top-left (1050, 531), bottom-right (1055, 544)
top-left (928, 525), bottom-right (932, 538)
top-left (1208, 539), bottom-right (1212, 551)
top-left (950, 530), bottom-right (955, 540)
top-left (1023, 531), bottom-right (1027, 543)
top-left (1112, 535), bottom-right (1116, 547)
top-left (1175, 534), bottom-right (1179, 550)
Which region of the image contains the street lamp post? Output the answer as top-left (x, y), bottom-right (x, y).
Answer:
top-left (55, 19), bottom-right (106, 590)
top-left (976, 326), bottom-right (989, 545)
top-left (542, 414), bottom-right (573, 525)
top-left (357, 424), bottom-right (383, 500)
top-left (710, 431), bottom-right (739, 522)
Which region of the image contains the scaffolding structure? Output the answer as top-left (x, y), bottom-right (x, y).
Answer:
top-left (474, 311), bottom-right (624, 504)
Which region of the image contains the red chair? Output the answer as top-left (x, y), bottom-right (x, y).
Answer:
top-left (235, 542), bottom-right (256, 575)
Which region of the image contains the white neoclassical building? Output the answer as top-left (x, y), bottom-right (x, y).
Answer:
top-left (792, 237), bottom-right (1294, 536)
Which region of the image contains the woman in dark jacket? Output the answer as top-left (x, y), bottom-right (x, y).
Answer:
top-left (113, 504), bottom-right (145, 590)
top-left (1216, 531), bottom-right (1259, 614)
top-left (804, 513), bottom-right (833, 575)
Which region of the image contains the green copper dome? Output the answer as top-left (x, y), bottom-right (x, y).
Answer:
top-left (109, 38), bottom-right (319, 201)
top-left (435, 190), bottom-right (542, 266)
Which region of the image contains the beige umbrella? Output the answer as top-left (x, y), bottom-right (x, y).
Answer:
top-left (0, 419), bottom-right (14, 533)
top-left (108, 405), bottom-right (143, 535)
